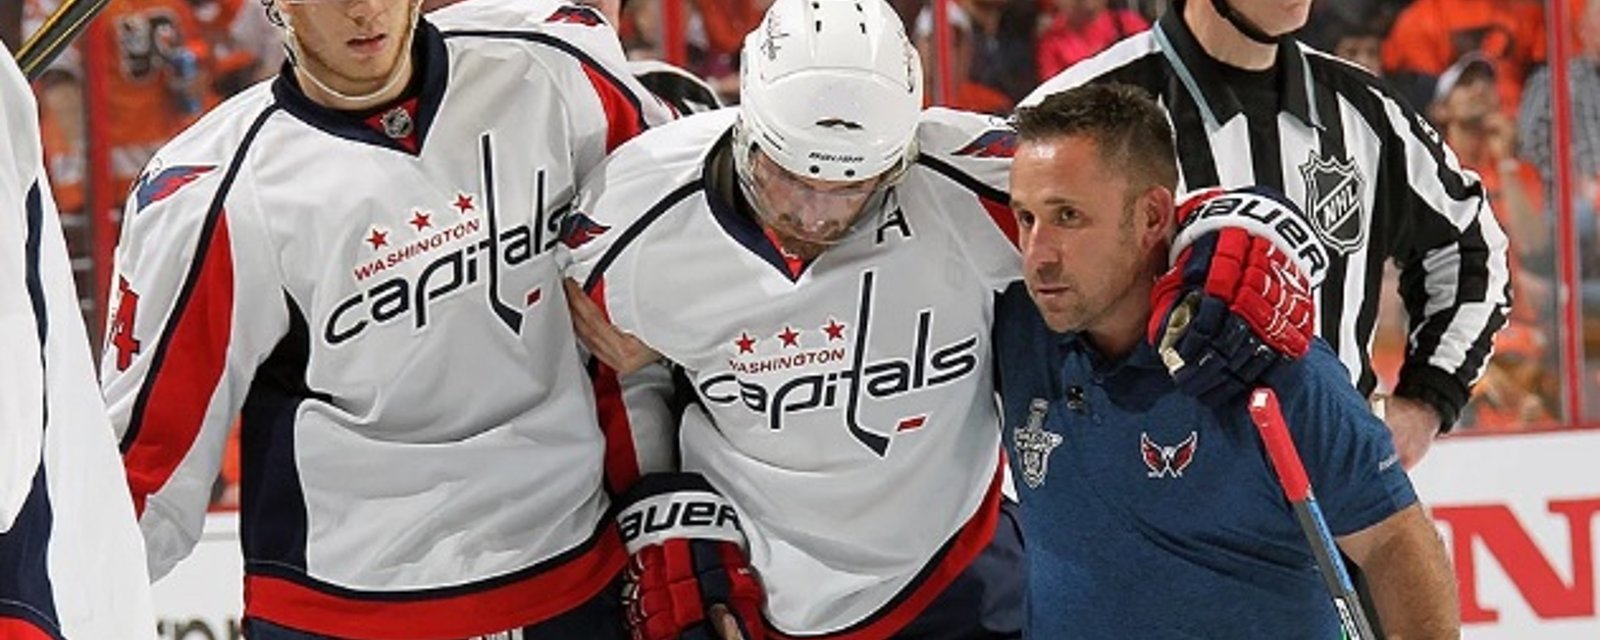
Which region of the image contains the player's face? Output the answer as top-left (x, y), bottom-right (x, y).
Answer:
top-left (1228, 0), bottom-right (1312, 36)
top-left (748, 149), bottom-right (887, 245)
top-left (279, 0), bottom-right (415, 95)
top-left (1010, 135), bottom-right (1160, 334)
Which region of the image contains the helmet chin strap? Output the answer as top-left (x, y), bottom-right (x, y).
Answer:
top-left (277, 0), bottom-right (422, 108)
top-left (1208, 0), bottom-right (1281, 45)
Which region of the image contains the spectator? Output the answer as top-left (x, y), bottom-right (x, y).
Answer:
top-left (1382, 0), bottom-right (1544, 114)
top-left (917, 0), bottom-right (1040, 112)
top-left (1464, 322), bottom-right (1556, 430)
top-left (1519, 0), bottom-right (1600, 275)
top-left (685, 0), bottom-right (763, 100)
top-left (92, 0), bottom-right (228, 198)
top-left (1035, 0), bottom-right (1148, 80)
top-left (1304, 11), bottom-right (1386, 78)
top-left (1430, 52), bottom-right (1557, 428)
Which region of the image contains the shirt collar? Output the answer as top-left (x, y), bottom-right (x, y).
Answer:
top-left (1056, 328), bottom-right (1167, 375)
top-left (1152, 4), bottom-right (1320, 131)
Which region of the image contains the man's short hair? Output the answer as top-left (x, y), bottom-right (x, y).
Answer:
top-left (1012, 84), bottom-right (1179, 196)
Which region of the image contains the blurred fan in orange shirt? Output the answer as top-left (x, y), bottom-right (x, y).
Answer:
top-left (1382, 0), bottom-right (1544, 114)
top-left (96, 0), bottom-right (225, 197)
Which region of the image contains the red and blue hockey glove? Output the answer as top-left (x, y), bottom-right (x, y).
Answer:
top-left (1149, 187), bottom-right (1327, 404)
top-left (617, 473), bottom-right (766, 640)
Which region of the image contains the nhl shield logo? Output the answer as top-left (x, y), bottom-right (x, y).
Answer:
top-left (1015, 398), bottom-right (1062, 489)
top-left (380, 106), bottom-right (414, 139)
top-left (1299, 152), bottom-right (1366, 255)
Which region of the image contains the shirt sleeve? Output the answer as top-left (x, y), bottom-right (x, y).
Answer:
top-left (915, 108), bottom-right (1021, 292)
top-left (1271, 340), bottom-right (1417, 537)
top-left (540, 16), bottom-right (675, 188)
top-left (562, 146), bottom-right (683, 495)
top-left (0, 54), bottom-right (49, 529)
top-left (100, 144), bottom-right (290, 580)
top-left (1373, 88), bottom-right (1512, 428)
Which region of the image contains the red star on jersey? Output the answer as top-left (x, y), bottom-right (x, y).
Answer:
top-left (822, 318), bottom-right (846, 341)
top-left (735, 332), bottom-right (757, 354)
top-left (453, 193), bottom-right (475, 214)
top-left (409, 210), bottom-right (432, 231)
top-left (366, 227), bottom-right (389, 249)
top-left (778, 326), bottom-right (801, 348)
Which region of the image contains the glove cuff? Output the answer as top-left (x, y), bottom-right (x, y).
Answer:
top-left (1393, 364), bottom-right (1469, 434)
top-left (617, 473), bottom-right (746, 554)
top-left (1171, 188), bottom-right (1329, 288)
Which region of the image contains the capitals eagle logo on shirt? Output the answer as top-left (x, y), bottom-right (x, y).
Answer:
top-left (1142, 431), bottom-right (1197, 478)
top-left (132, 164), bottom-right (217, 214)
top-left (952, 129), bottom-right (1018, 158)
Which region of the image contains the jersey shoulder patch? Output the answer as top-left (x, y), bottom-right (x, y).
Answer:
top-left (565, 111), bottom-right (731, 276)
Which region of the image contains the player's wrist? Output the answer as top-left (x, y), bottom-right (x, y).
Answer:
top-left (616, 473), bottom-right (766, 640)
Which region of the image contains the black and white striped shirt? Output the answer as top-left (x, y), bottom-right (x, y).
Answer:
top-left (1022, 9), bottom-right (1512, 429)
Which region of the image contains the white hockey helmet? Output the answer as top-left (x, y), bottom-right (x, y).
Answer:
top-left (733, 0), bottom-right (922, 243)
top-left (737, 0), bottom-right (921, 181)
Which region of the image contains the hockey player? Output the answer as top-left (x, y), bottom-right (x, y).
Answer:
top-left (562, 1), bottom-right (1319, 638)
top-left (997, 83), bottom-right (1459, 638)
top-left (98, 0), bottom-right (671, 637)
top-left (0, 50), bottom-right (157, 638)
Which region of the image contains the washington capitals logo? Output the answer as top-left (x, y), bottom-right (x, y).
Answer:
top-left (560, 212), bottom-right (611, 249)
top-left (952, 130), bottom-right (1017, 158)
top-left (133, 165), bottom-right (217, 214)
top-left (699, 270), bottom-right (979, 457)
top-left (1015, 398), bottom-right (1062, 489)
top-left (324, 133), bottom-right (540, 345)
top-left (1141, 432), bottom-right (1197, 478)
top-left (546, 5), bottom-right (605, 26)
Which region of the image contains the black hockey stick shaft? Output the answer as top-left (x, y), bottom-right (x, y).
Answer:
top-left (16, 0), bottom-right (110, 80)
top-left (1248, 387), bottom-right (1378, 640)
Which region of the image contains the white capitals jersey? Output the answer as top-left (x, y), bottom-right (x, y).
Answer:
top-left (566, 108), bottom-right (1021, 636)
top-left (0, 53), bottom-right (156, 638)
top-left (100, 6), bottom-right (669, 637)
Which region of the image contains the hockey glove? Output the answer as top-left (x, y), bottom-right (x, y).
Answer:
top-left (1150, 187), bottom-right (1327, 405)
top-left (617, 473), bottom-right (766, 640)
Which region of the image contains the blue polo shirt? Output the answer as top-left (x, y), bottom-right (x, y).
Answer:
top-left (993, 284), bottom-right (1416, 639)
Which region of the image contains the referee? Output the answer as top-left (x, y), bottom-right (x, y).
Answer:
top-left (1023, 0), bottom-right (1511, 469)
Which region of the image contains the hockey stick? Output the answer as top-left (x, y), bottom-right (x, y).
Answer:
top-left (15, 0), bottom-right (110, 80)
top-left (1247, 387), bottom-right (1378, 640)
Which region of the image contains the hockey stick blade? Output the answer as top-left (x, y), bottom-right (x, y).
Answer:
top-left (16, 0), bottom-right (110, 80)
top-left (1248, 387), bottom-right (1378, 640)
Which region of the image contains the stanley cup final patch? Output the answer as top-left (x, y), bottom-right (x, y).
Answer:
top-left (1015, 398), bottom-right (1062, 489)
top-left (1299, 151), bottom-right (1367, 255)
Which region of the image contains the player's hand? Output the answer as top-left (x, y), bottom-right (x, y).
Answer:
top-left (619, 474), bottom-right (767, 640)
top-left (565, 278), bottom-right (660, 375)
top-left (710, 604), bottom-right (746, 640)
top-left (1151, 187), bottom-right (1323, 405)
top-left (1374, 394), bottom-right (1439, 470)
